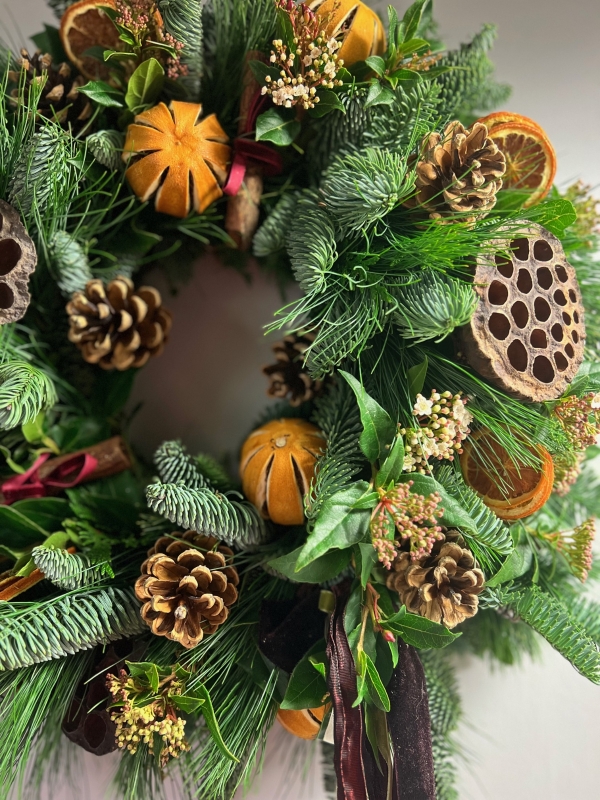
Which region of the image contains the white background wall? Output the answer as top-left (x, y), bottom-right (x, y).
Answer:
top-left (5, 0), bottom-right (600, 798)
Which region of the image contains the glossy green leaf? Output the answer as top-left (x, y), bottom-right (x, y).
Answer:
top-left (354, 650), bottom-right (390, 711)
top-left (365, 82), bottom-right (395, 107)
top-left (398, 473), bottom-right (478, 536)
top-left (358, 542), bottom-right (378, 588)
top-left (125, 58), bottom-right (165, 113)
top-left (401, 0), bottom-right (431, 43)
top-left (365, 55), bottom-right (386, 76)
top-left (308, 88), bottom-right (346, 118)
top-left (281, 644), bottom-right (329, 710)
top-left (256, 109), bottom-right (301, 146)
top-left (407, 356), bottom-right (428, 398)
top-left (172, 694), bottom-right (205, 714)
top-left (352, 490), bottom-right (379, 510)
top-left (487, 544), bottom-right (533, 587)
top-left (384, 608), bottom-right (460, 649)
top-left (528, 199), bottom-right (577, 237)
top-left (79, 80), bottom-right (124, 107)
top-left (248, 60), bottom-right (273, 86)
top-left (376, 435), bottom-right (406, 488)
top-left (340, 372), bottom-right (395, 463)
top-left (297, 482), bottom-right (371, 570)
top-left (11, 498), bottom-right (71, 533)
top-left (195, 682), bottom-right (239, 761)
top-left (268, 544), bottom-right (352, 583)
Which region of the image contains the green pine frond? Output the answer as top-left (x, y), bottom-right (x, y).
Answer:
top-left (161, 0), bottom-right (203, 95)
top-left (306, 89), bottom-right (370, 176)
top-left (499, 586), bottom-right (600, 683)
top-left (48, 230), bottom-right (93, 296)
top-left (253, 192), bottom-right (299, 258)
top-left (86, 129), bottom-right (125, 171)
top-left (363, 80), bottom-right (441, 152)
top-left (0, 587), bottom-right (144, 671)
top-left (568, 597), bottom-right (600, 645)
top-left (195, 452), bottom-right (233, 492)
top-left (31, 546), bottom-right (110, 590)
top-left (434, 25), bottom-right (511, 120)
top-left (393, 272), bottom-right (477, 344)
top-left (154, 439), bottom-right (213, 489)
top-left (0, 361), bottom-right (57, 430)
top-left (146, 481), bottom-right (269, 548)
top-left (287, 194), bottom-right (337, 293)
top-left (435, 464), bottom-right (513, 574)
top-left (457, 606), bottom-right (540, 666)
top-left (306, 380), bottom-right (364, 521)
top-left (319, 148), bottom-right (416, 236)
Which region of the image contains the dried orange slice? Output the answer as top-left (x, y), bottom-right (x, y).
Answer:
top-left (277, 704), bottom-right (330, 740)
top-left (477, 112), bottom-right (556, 207)
top-left (460, 429), bottom-right (554, 521)
top-left (60, 0), bottom-right (120, 81)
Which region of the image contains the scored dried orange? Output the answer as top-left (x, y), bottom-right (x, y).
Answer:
top-left (277, 704), bottom-right (330, 740)
top-left (460, 429), bottom-right (554, 521)
top-left (123, 101), bottom-right (231, 218)
top-left (60, 0), bottom-right (121, 81)
top-left (477, 112), bottom-right (556, 207)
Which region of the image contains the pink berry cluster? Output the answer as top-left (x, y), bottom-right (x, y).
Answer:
top-left (370, 481), bottom-right (444, 569)
top-left (401, 390), bottom-right (473, 473)
top-left (261, 0), bottom-right (344, 110)
top-left (115, 0), bottom-right (186, 79)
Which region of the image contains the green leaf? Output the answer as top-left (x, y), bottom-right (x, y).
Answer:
top-left (528, 199), bottom-right (577, 237)
top-left (487, 544), bottom-right (533, 587)
top-left (401, 0), bottom-right (430, 43)
top-left (399, 38), bottom-right (430, 54)
top-left (376, 435), bottom-right (405, 488)
top-left (91, 369), bottom-right (137, 417)
top-left (0, 505), bottom-right (51, 548)
top-left (248, 60), bottom-right (274, 86)
top-left (355, 651), bottom-right (390, 711)
top-left (22, 412), bottom-right (46, 444)
top-left (31, 25), bottom-right (67, 62)
top-left (310, 656), bottom-right (327, 679)
top-left (104, 49), bottom-right (136, 62)
top-left (308, 89), bottom-right (346, 118)
top-left (384, 609), bottom-right (460, 649)
top-left (281, 644), bottom-right (329, 709)
top-left (78, 80), bottom-right (124, 108)
top-left (365, 55), bottom-right (386, 76)
top-left (397, 474), bottom-right (478, 536)
top-left (358, 542), bottom-right (378, 588)
top-left (194, 682), bottom-right (239, 761)
top-left (255, 109), bottom-right (301, 146)
top-left (11, 498), bottom-right (70, 532)
top-left (171, 695), bottom-right (205, 714)
top-left (364, 82), bottom-right (395, 108)
top-left (297, 482), bottom-right (371, 570)
top-left (352, 490), bottom-right (379, 510)
top-left (407, 357), bottom-right (428, 398)
top-left (125, 58), bottom-right (165, 113)
top-left (340, 371), bottom-right (395, 463)
top-left (268, 545), bottom-right (352, 583)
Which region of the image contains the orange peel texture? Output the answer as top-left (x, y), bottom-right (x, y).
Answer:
top-left (123, 101), bottom-right (231, 219)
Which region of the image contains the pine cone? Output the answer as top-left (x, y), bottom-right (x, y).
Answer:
top-left (10, 50), bottom-right (92, 129)
top-left (135, 532), bottom-right (240, 649)
top-left (386, 531), bottom-right (484, 628)
top-left (407, 121), bottom-right (506, 223)
top-left (263, 333), bottom-right (324, 406)
top-left (66, 277), bottom-right (172, 371)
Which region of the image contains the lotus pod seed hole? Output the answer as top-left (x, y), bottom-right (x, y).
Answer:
top-left (488, 280), bottom-right (508, 305)
top-left (0, 283), bottom-right (14, 309)
top-left (572, 330), bottom-right (579, 344)
top-left (565, 343), bottom-right (575, 358)
top-left (511, 238), bottom-right (530, 260)
top-left (569, 289), bottom-right (577, 303)
top-left (507, 339), bottom-right (528, 371)
top-left (554, 289), bottom-right (567, 306)
top-left (488, 313), bottom-right (511, 340)
top-left (511, 301), bottom-right (529, 328)
top-left (532, 355), bottom-right (555, 383)
top-left (534, 297), bottom-right (551, 322)
top-left (533, 240), bottom-right (553, 261)
top-left (555, 265), bottom-right (568, 282)
top-left (517, 269), bottom-right (533, 293)
top-left (536, 267), bottom-right (553, 289)
top-left (0, 239), bottom-right (21, 275)
top-left (495, 253), bottom-right (514, 278)
top-left (530, 329), bottom-right (548, 349)
top-left (551, 323), bottom-right (564, 342)
top-left (554, 352), bottom-right (568, 372)
top-left (562, 311), bottom-right (571, 325)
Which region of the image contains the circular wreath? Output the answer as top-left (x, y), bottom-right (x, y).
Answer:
top-left (0, 1), bottom-right (598, 798)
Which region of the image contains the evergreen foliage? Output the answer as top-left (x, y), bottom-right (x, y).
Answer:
top-left (86, 129), bottom-right (125, 171)
top-left (146, 481), bottom-right (268, 547)
top-left (154, 439), bottom-right (213, 490)
top-left (286, 194), bottom-right (337, 293)
top-left (0, 361), bottom-right (58, 430)
top-left (31, 546), bottom-right (109, 590)
top-left (8, 125), bottom-right (72, 217)
top-left (195, 452), bottom-right (233, 492)
top-left (0, 587), bottom-right (144, 670)
top-left (160, 0), bottom-right (204, 95)
top-left (48, 230), bottom-right (93, 296)
top-left (253, 193), bottom-right (299, 258)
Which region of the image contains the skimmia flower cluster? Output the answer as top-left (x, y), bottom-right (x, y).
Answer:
top-left (114, 0), bottom-right (186, 79)
top-left (401, 390), bottom-right (473, 473)
top-left (261, 0), bottom-right (343, 109)
top-left (107, 669), bottom-right (189, 765)
top-left (542, 518), bottom-right (596, 582)
top-left (371, 481), bottom-right (444, 569)
top-left (552, 393), bottom-right (600, 493)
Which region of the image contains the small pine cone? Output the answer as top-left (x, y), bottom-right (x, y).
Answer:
top-left (135, 532), bottom-right (240, 649)
top-left (386, 531), bottom-right (485, 628)
top-left (66, 277), bottom-right (172, 371)
top-left (406, 121), bottom-right (506, 223)
top-left (263, 333), bottom-right (324, 407)
top-left (10, 50), bottom-right (92, 129)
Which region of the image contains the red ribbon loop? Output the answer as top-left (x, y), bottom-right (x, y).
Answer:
top-left (2, 452), bottom-right (99, 505)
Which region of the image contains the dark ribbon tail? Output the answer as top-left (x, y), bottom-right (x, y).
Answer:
top-left (327, 594), bottom-right (370, 800)
top-left (1, 452), bottom-right (99, 505)
top-left (387, 642), bottom-right (437, 800)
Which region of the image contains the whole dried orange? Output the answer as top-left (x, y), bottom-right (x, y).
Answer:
top-left (60, 0), bottom-right (121, 82)
top-left (460, 429), bottom-right (554, 521)
top-left (477, 112), bottom-right (556, 207)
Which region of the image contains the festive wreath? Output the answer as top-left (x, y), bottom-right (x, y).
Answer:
top-left (0, 0), bottom-right (599, 798)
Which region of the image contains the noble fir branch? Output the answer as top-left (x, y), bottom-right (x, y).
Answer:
top-left (0, 587), bottom-right (145, 671)
top-left (154, 439), bottom-right (214, 489)
top-left (161, 0), bottom-right (203, 95)
top-left (86, 129), bottom-right (125, 171)
top-left (195, 452), bottom-right (233, 492)
top-left (253, 193), bottom-right (299, 259)
top-left (433, 25), bottom-right (511, 120)
top-left (146, 481), bottom-right (268, 548)
top-left (306, 379), bottom-right (364, 521)
top-left (319, 148), bottom-right (416, 236)
top-left (48, 230), bottom-right (94, 296)
top-left (494, 586), bottom-right (600, 684)
top-left (393, 271), bottom-right (477, 345)
top-left (457, 607), bottom-right (540, 666)
top-left (31, 546), bottom-right (110, 590)
top-left (286, 193), bottom-right (337, 293)
top-left (0, 361), bottom-right (58, 430)
top-left (363, 80), bottom-right (441, 152)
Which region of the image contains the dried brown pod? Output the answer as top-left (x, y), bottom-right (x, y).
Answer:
top-left (0, 200), bottom-right (37, 323)
top-left (459, 224), bottom-right (585, 401)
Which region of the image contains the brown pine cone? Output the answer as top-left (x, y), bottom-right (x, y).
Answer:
top-left (66, 277), bottom-right (172, 371)
top-left (263, 333), bottom-right (324, 407)
top-left (406, 121), bottom-right (506, 223)
top-left (386, 531), bottom-right (485, 628)
top-left (10, 50), bottom-right (92, 129)
top-left (135, 532), bottom-right (240, 649)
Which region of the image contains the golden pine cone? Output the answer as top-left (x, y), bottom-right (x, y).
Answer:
top-left (262, 332), bottom-right (325, 407)
top-left (386, 532), bottom-right (485, 628)
top-left (66, 277), bottom-right (172, 371)
top-left (407, 121), bottom-right (506, 223)
top-left (135, 532), bottom-right (239, 649)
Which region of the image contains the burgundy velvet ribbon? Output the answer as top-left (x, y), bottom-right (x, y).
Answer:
top-left (2, 452), bottom-right (98, 504)
top-left (223, 91), bottom-right (283, 196)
